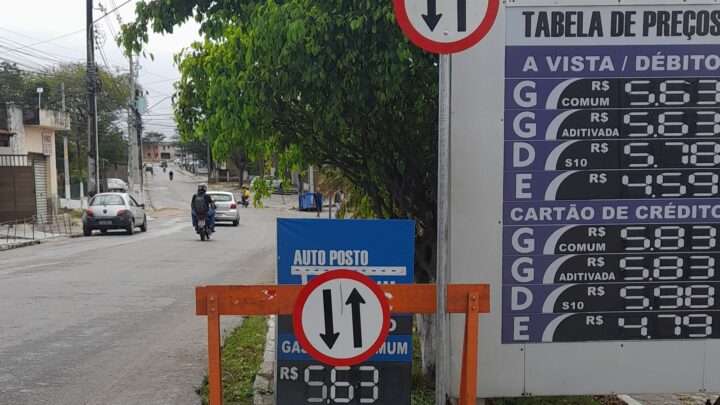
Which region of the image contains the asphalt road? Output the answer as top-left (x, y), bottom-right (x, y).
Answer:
top-left (0, 166), bottom-right (305, 405)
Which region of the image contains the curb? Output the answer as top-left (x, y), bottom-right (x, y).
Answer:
top-left (617, 395), bottom-right (643, 405)
top-left (253, 315), bottom-right (276, 405)
top-left (0, 240), bottom-right (41, 251)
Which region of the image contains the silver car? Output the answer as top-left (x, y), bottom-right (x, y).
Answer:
top-left (207, 191), bottom-right (240, 227)
top-left (82, 192), bottom-right (148, 236)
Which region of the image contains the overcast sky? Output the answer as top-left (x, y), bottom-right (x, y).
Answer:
top-left (0, 0), bottom-right (202, 135)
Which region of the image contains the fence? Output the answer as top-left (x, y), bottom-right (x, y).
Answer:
top-left (1, 213), bottom-right (74, 246)
top-left (196, 283), bottom-right (490, 405)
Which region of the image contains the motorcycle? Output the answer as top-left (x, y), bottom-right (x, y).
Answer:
top-left (241, 195), bottom-right (250, 208)
top-left (169, 172), bottom-right (174, 181)
top-left (196, 214), bottom-right (212, 241)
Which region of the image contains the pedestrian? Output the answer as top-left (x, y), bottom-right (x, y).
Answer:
top-left (333, 188), bottom-right (343, 218)
top-left (315, 186), bottom-right (323, 217)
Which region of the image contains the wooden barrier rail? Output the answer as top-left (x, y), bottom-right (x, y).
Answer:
top-left (196, 283), bottom-right (490, 405)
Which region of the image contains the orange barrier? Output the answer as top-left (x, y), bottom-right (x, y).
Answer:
top-left (196, 283), bottom-right (490, 405)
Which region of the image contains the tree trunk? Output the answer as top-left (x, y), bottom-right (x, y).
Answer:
top-left (415, 219), bottom-right (438, 375)
top-left (230, 149), bottom-right (247, 188)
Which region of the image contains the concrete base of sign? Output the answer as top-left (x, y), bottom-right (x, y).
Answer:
top-left (253, 315), bottom-right (276, 405)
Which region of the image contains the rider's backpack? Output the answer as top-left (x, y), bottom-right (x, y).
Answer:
top-left (193, 195), bottom-right (208, 214)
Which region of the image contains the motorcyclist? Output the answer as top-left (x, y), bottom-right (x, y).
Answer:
top-left (191, 184), bottom-right (216, 232)
top-left (241, 186), bottom-right (250, 207)
top-left (169, 170), bottom-right (174, 181)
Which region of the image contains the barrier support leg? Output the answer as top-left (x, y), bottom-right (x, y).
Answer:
top-left (207, 294), bottom-right (223, 405)
top-left (459, 292), bottom-right (479, 405)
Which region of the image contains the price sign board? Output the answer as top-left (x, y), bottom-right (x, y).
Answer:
top-left (451, 0), bottom-right (720, 397)
top-left (276, 219), bottom-right (414, 405)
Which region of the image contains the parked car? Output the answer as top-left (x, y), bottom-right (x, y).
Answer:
top-left (207, 191), bottom-right (240, 227)
top-left (106, 178), bottom-right (128, 192)
top-left (82, 192), bottom-right (147, 236)
top-left (250, 175), bottom-right (284, 191)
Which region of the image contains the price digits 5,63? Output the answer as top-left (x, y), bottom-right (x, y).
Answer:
top-left (623, 79), bottom-right (720, 108)
top-left (304, 365), bottom-right (379, 404)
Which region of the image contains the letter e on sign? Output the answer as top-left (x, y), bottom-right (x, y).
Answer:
top-left (293, 270), bottom-right (391, 367)
top-left (393, 0), bottom-right (500, 54)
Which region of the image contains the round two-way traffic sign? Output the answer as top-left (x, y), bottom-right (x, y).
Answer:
top-left (394, 0), bottom-right (500, 54)
top-left (293, 270), bottom-right (390, 366)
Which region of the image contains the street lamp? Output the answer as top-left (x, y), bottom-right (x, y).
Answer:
top-left (36, 87), bottom-right (44, 110)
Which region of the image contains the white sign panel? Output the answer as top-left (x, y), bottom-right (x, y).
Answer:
top-left (42, 132), bottom-right (53, 156)
top-left (451, 0), bottom-right (720, 397)
top-left (293, 270), bottom-right (390, 366)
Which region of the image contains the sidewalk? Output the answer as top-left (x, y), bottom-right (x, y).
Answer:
top-left (0, 215), bottom-right (83, 251)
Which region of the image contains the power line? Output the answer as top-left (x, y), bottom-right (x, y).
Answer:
top-left (93, 0), bottom-right (133, 24)
top-left (0, 28), bottom-right (86, 55)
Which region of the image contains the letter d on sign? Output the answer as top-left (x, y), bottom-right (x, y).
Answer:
top-left (511, 287), bottom-right (533, 311)
top-left (513, 143), bottom-right (536, 168)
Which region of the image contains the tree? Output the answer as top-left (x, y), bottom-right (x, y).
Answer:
top-left (0, 63), bottom-right (130, 182)
top-left (143, 130), bottom-right (165, 143)
top-left (122, 0), bottom-right (439, 373)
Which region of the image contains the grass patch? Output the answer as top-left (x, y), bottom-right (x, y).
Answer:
top-left (196, 316), bottom-right (268, 405)
top-left (411, 327), bottom-right (435, 405)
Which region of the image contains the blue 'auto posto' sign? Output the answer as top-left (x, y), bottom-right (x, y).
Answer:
top-left (276, 219), bottom-right (414, 405)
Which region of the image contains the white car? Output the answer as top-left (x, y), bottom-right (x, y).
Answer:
top-left (82, 192), bottom-right (147, 236)
top-left (250, 175), bottom-right (284, 191)
top-left (207, 191), bottom-right (240, 227)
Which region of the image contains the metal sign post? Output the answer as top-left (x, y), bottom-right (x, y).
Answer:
top-left (392, 2), bottom-right (500, 402)
top-left (436, 52), bottom-right (451, 405)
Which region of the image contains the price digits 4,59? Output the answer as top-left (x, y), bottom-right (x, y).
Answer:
top-left (304, 365), bottom-right (379, 404)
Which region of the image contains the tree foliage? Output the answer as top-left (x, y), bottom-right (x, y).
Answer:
top-left (123, 0), bottom-right (440, 374)
top-left (122, 0), bottom-right (439, 281)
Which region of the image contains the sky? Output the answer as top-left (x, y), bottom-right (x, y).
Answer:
top-left (0, 0), bottom-right (203, 135)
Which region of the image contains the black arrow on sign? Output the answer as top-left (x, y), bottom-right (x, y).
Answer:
top-left (345, 288), bottom-right (366, 348)
top-left (422, 0), bottom-right (442, 32)
top-left (320, 289), bottom-right (340, 349)
top-left (457, 0), bottom-right (467, 32)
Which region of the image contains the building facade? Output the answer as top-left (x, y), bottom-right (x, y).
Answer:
top-left (0, 103), bottom-right (71, 222)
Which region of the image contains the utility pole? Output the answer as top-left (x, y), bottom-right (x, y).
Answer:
top-left (127, 54), bottom-right (141, 200)
top-left (206, 139), bottom-right (211, 184)
top-left (86, 0), bottom-right (100, 196)
top-left (61, 83), bottom-right (70, 203)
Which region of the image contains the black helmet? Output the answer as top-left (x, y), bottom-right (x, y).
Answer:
top-left (198, 183), bottom-right (208, 193)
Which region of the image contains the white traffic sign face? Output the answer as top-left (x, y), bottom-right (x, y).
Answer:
top-left (293, 270), bottom-right (390, 366)
top-left (394, 0), bottom-right (499, 54)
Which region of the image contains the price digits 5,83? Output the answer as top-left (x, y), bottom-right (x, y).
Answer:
top-left (621, 225), bottom-right (718, 252)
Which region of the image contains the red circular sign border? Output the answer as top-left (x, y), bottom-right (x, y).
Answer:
top-left (293, 269), bottom-right (391, 367)
top-left (393, 0), bottom-right (500, 54)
